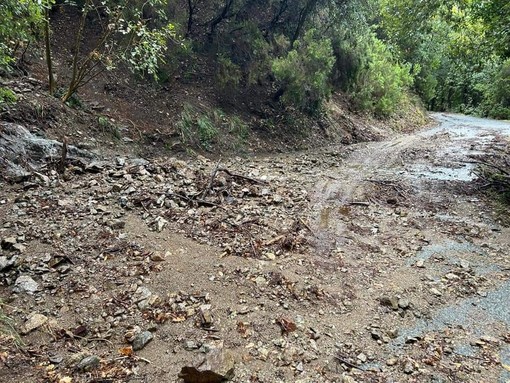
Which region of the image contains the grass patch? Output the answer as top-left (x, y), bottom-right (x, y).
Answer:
top-left (0, 301), bottom-right (22, 349)
top-left (177, 104), bottom-right (249, 152)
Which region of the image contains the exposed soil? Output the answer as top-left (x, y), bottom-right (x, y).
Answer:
top-left (1, 112), bottom-right (510, 383)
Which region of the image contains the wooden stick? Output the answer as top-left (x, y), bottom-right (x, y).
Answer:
top-left (218, 167), bottom-right (268, 185)
top-left (333, 355), bottom-right (365, 371)
top-left (201, 160), bottom-right (221, 199)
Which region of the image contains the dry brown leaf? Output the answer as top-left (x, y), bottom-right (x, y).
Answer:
top-left (277, 317), bottom-right (297, 335)
top-left (118, 346), bottom-right (133, 357)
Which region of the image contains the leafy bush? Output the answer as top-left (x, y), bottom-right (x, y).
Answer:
top-left (0, 87), bottom-right (17, 105)
top-left (351, 33), bottom-right (413, 116)
top-left (272, 30), bottom-right (335, 114)
top-left (177, 104), bottom-right (251, 151)
top-left (216, 54), bottom-right (242, 88)
top-left (490, 59), bottom-right (510, 119)
top-left (0, 0), bottom-right (45, 71)
top-left (177, 104), bottom-right (218, 150)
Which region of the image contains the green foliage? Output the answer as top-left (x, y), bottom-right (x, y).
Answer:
top-left (177, 104), bottom-right (250, 151)
top-left (0, 87), bottom-right (17, 105)
top-left (378, 0), bottom-right (509, 117)
top-left (121, 22), bottom-right (179, 81)
top-left (272, 30), bottom-right (335, 114)
top-left (98, 115), bottom-right (121, 139)
top-left (483, 59), bottom-right (510, 119)
top-left (472, 0), bottom-right (510, 57)
top-left (0, 0), bottom-right (46, 71)
top-left (216, 54), bottom-right (242, 88)
top-left (59, 0), bottom-right (182, 102)
top-left (178, 104), bottom-right (218, 150)
top-left (0, 300), bottom-right (22, 349)
top-left (351, 33), bottom-right (413, 116)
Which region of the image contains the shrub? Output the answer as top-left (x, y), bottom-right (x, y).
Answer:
top-left (177, 104), bottom-right (218, 150)
top-left (272, 29), bottom-right (335, 114)
top-left (216, 54), bottom-right (242, 88)
top-left (351, 33), bottom-right (413, 116)
top-left (0, 87), bottom-right (17, 105)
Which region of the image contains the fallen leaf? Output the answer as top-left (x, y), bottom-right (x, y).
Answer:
top-left (118, 346), bottom-right (133, 357)
top-left (72, 325), bottom-right (88, 337)
top-left (277, 317), bottom-right (297, 335)
top-left (236, 322), bottom-right (252, 338)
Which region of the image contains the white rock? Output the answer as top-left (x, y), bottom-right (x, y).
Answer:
top-left (14, 275), bottom-right (39, 294)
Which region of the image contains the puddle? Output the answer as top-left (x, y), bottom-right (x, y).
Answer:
top-left (407, 163), bottom-right (476, 181)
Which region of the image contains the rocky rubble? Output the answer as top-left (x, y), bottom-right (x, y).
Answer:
top-left (1, 117), bottom-right (510, 382)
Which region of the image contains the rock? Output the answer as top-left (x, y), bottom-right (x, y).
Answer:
top-left (129, 158), bottom-right (149, 167)
top-left (379, 296), bottom-right (399, 310)
top-left (371, 329), bottom-right (382, 340)
top-left (430, 288), bottom-right (442, 297)
top-left (48, 353), bottom-right (64, 364)
top-left (184, 340), bottom-right (200, 350)
top-left (357, 352), bottom-right (367, 363)
top-left (1, 237), bottom-right (17, 250)
top-left (387, 328), bottom-right (399, 339)
top-left (255, 276), bottom-right (267, 286)
top-left (12, 243), bottom-right (26, 253)
top-left (116, 157), bottom-right (126, 167)
top-left (200, 306), bottom-right (213, 327)
top-left (386, 357), bottom-right (398, 366)
top-left (21, 313), bottom-right (48, 334)
top-left (133, 286), bottom-right (152, 303)
top-left (0, 256), bottom-right (15, 271)
top-left (85, 161), bottom-right (106, 172)
top-left (460, 260), bottom-right (470, 269)
top-left (132, 330), bottom-right (153, 351)
top-left (480, 335), bottom-right (499, 344)
top-left (415, 259), bottom-right (425, 268)
top-left (342, 374), bottom-right (357, 383)
top-left (150, 251), bottom-right (166, 261)
top-left (0, 123), bottom-right (94, 181)
top-left (154, 216), bottom-right (168, 232)
top-left (200, 341), bottom-right (236, 377)
top-left (14, 275), bottom-right (39, 294)
top-left (398, 298), bottom-right (410, 310)
top-left (109, 219), bottom-right (125, 230)
top-left (76, 355), bottom-right (100, 371)
top-left (403, 361), bottom-right (414, 374)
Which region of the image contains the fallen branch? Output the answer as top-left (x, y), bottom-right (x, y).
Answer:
top-left (334, 355), bottom-right (366, 372)
top-left (218, 167), bottom-right (268, 185)
top-left (348, 201), bottom-right (370, 206)
top-left (200, 159), bottom-right (221, 199)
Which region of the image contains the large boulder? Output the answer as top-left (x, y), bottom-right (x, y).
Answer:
top-left (0, 122), bottom-right (95, 181)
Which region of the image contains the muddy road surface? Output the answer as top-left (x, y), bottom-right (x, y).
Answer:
top-left (1, 113), bottom-right (509, 383)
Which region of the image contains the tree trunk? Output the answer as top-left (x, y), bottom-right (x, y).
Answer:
top-left (44, 5), bottom-right (56, 95)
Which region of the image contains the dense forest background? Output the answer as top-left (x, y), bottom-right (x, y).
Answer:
top-left (1, 0), bottom-right (509, 124)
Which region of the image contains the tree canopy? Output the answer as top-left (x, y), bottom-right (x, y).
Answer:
top-left (0, 0), bottom-right (508, 118)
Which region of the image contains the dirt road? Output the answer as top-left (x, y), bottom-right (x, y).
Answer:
top-left (1, 113), bottom-right (510, 382)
